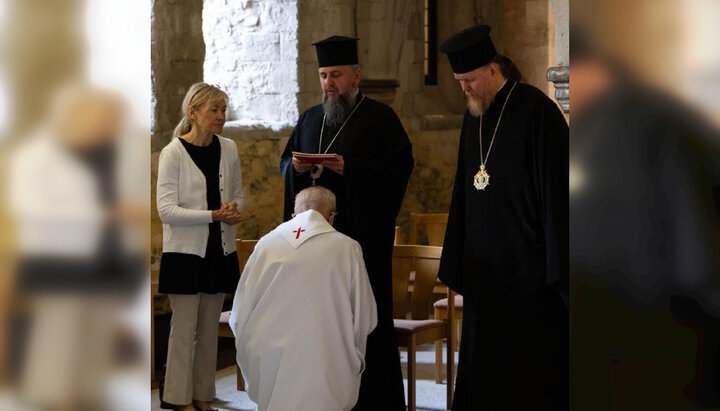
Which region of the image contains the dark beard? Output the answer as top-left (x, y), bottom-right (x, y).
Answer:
top-left (322, 92), bottom-right (356, 128)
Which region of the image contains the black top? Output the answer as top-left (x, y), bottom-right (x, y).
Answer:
top-left (280, 92), bottom-right (414, 410)
top-left (438, 81), bottom-right (569, 409)
top-left (158, 135), bottom-right (240, 295)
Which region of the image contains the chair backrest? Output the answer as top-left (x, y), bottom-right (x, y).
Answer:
top-left (392, 245), bottom-right (443, 320)
top-left (235, 239), bottom-right (259, 273)
top-left (409, 213), bottom-right (448, 246)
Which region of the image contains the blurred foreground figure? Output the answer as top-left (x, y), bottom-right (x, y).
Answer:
top-left (4, 84), bottom-right (147, 410)
top-left (570, 29), bottom-right (720, 410)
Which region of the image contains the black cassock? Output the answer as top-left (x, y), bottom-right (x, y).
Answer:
top-left (438, 80), bottom-right (569, 410)
top-left (280, 91), bottom-right (413, 410)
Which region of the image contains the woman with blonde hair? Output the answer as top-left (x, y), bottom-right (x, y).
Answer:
top-left (157, 82), bottom-right (245, 411)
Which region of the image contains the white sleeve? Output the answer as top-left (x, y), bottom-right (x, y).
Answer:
top-left (231, 143), bottom-right (245, 211)
top-left (349, 243), bottom-right (377, 357)
top-left (156, 147), bottom-right (213, 225)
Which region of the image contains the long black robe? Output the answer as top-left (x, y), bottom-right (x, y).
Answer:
top-left (280, 91), bottom-right (413, 410)
top-left (438, 80), bottom-right (569, 410)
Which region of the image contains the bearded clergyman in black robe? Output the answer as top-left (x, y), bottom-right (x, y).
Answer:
top-left (437, 25), bottom-right (569, 410)
top-left (280, 36), bottom-right (413, 411)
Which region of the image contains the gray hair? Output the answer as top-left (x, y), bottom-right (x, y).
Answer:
top-left (172, 82), bottom-right (228, 139)
top-left (294, 186), bottom-right (336, 215)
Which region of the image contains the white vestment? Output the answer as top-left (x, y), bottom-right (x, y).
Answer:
top-left (230, 210), bottom-right (377, 411)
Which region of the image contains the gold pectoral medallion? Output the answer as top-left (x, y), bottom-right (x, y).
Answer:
top-left (473, 164), bottom-right (490, 190)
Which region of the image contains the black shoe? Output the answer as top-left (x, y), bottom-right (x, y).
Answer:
top-left (160, 401), bottom-right (197, 411)
top-left (192, 402), bottom-right (216, 411)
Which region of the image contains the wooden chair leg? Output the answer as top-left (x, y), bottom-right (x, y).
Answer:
top-left (435, 340), bottom-right (444, 383)
top-left (447, 328), bottom-right (454, 409)
top-left (455, 320), bottom-right (462, 352)
top-left (407, 337), bottom-right (416, 411)
top-left (434, 308), bottom-right (444, 383)
top-left (236, 365), bottom-right (245, 391)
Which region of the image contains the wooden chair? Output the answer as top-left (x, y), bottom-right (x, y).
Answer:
top-left (408, 213), bottom-right (449, 296)
top-left (392, 245), bottom-right (454, 411)
top-left (433, 295), bottom-right (463, 383)
top-left (407, 213), bottom-right (463, 383)
top-left (218, 239), bottom-right (258, 391)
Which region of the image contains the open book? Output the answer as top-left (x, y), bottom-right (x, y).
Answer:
top-left (292, 152), bottom-right (341, 164)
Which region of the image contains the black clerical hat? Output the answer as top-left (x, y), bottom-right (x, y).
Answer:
top-left (312, 35), bottom-right (359, 67)
top-left (440, 25), bottom-right (497, 74)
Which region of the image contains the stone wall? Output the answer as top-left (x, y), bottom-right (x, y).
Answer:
top-left (203, 0), bottom-right (298, 130)
top-left (397, 129), bottom-right (460, 241)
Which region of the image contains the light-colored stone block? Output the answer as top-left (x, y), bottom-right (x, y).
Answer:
top-left (232, 32), bottom-right (281, 62)
top-left (204, 0), bottom-right (298, 129)
top-left (280, 31), bottom-right (298, 61)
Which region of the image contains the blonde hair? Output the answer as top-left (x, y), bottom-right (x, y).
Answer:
top-left (172, 82), bottom-right (228, 139)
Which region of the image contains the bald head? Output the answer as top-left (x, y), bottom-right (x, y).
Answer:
top-left (294, 186), bottom-right (337, 223)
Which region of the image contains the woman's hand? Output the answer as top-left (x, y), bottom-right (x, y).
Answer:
top-left (220, 211), bottom-right (244, 225)
top-left (212, 207), bottom-right (244, 225)
top-left (212, 208), bottom-right (232, 221)
top-left (222, 201), bottom-right (238, 210)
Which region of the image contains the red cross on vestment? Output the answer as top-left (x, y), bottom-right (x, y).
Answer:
top-left (293, 227), bottom-right (305, 239)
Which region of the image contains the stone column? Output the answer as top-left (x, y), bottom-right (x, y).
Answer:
top-left (354, 0), bottom-right (413, 105)
top-left (547, 0), bottom-right (569, 113)
top-left (151, 0), bottom-right (205, 150)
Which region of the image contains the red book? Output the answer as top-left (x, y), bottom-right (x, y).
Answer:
top-left (292, 152), bottom-right (341, 164)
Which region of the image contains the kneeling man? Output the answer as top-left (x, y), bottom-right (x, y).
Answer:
top-left (229, 186), bottom-right (377, 411)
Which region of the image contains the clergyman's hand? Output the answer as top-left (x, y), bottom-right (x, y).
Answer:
top-left (292, 156), bottom-right (313, 174)
top-left (322, 155), bottom-right (344, 175)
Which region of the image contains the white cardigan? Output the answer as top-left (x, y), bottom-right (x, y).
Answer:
top-left (156, 136), bottom-right (245, 257)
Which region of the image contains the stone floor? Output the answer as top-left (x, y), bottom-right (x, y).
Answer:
top-left (151, 343), bottom-right (458, 411)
